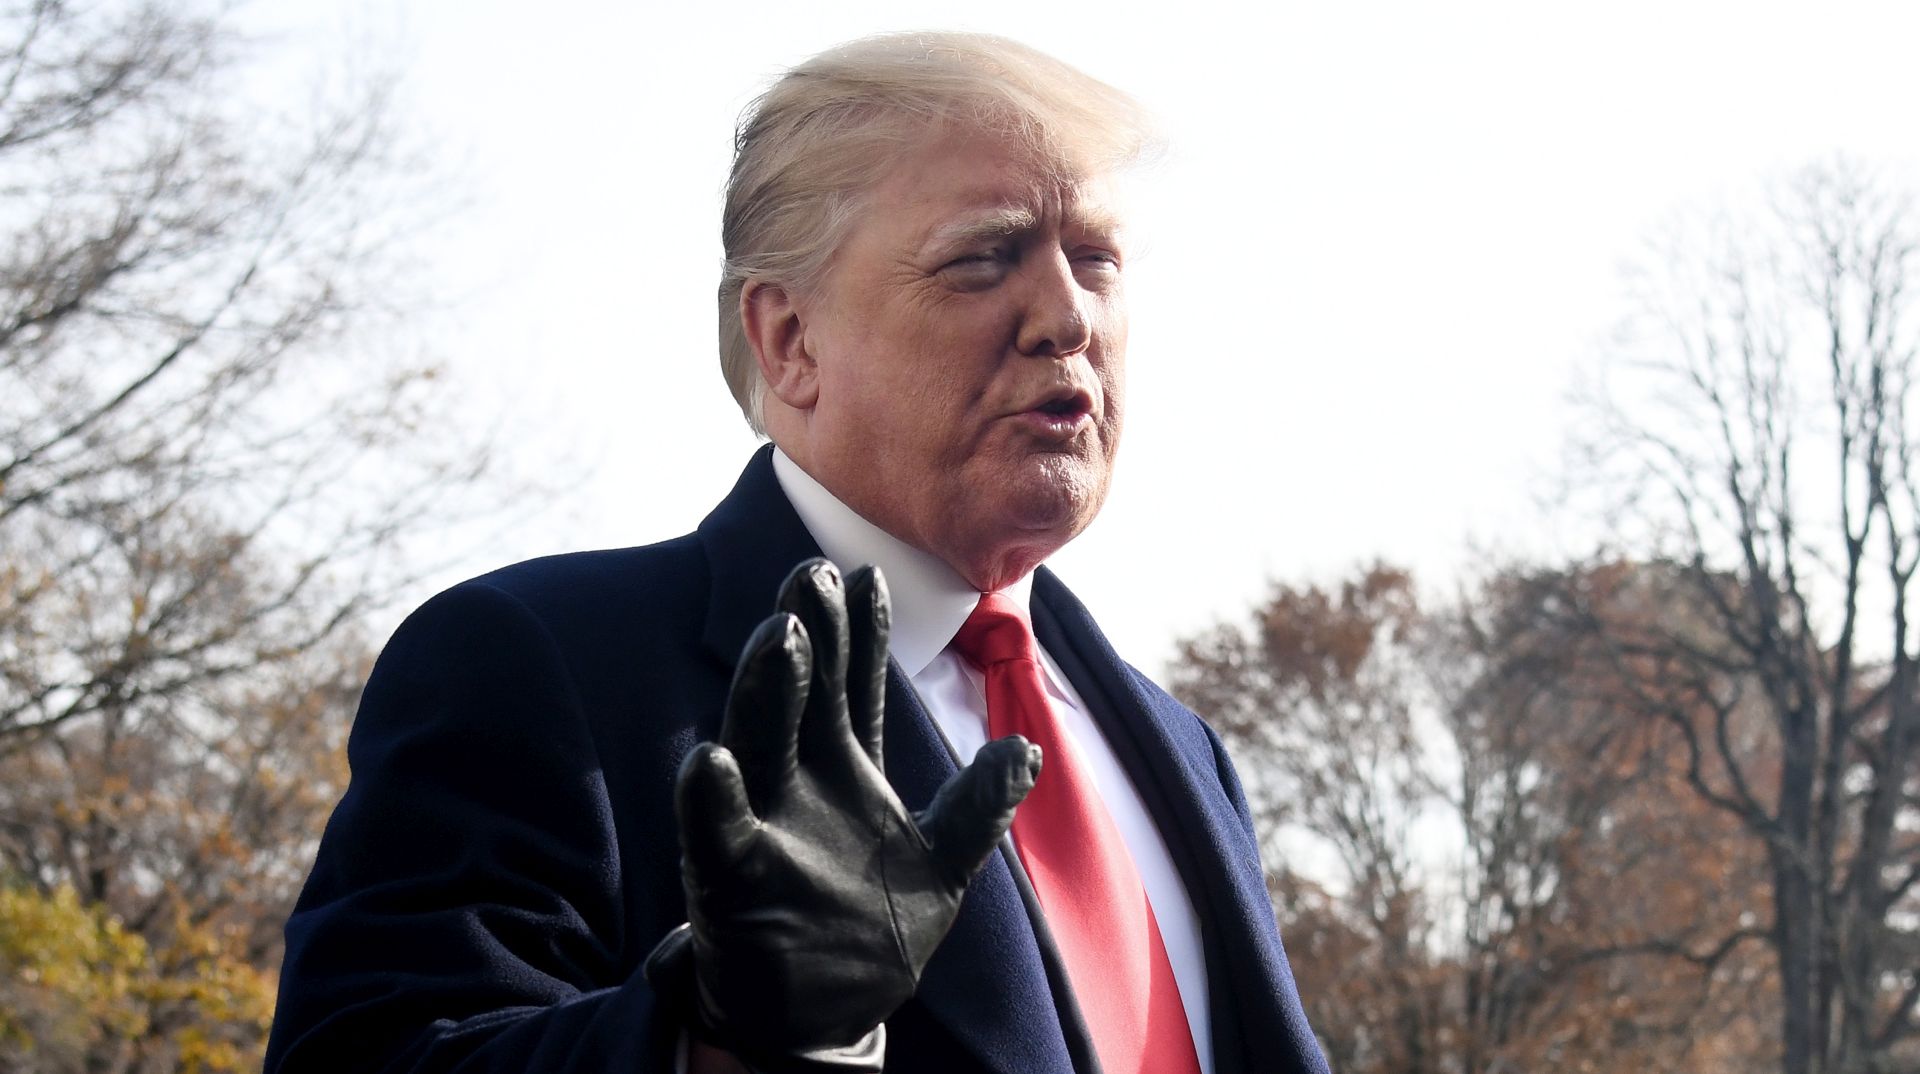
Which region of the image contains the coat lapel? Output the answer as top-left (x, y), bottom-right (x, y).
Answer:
top-left (880, 673), bottom-right (1079, 1074)
top-left (693, 448), bottom-right (1074, 1074)
top-left (1031, 567), bottom-right (1330, 1074)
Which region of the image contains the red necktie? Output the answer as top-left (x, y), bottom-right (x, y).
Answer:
top-left (951, 593), bottom-right (1203, 1074)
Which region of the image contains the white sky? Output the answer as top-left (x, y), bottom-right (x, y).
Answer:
top-left (268, 0), bottom-right (1920, 669)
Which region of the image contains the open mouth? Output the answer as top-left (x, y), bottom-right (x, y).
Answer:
top-left (1030, 389), bottom-right (1094, 421)
top-left (1020, 390), bottom-right (1095, 439)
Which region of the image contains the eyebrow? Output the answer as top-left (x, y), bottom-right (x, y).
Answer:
top-left (1071, 203), bottom-right (1126, 244)
top-left (928, 207), bottom-right (1040, 250)
top-left (925, 202), bottom-right (1127, 252)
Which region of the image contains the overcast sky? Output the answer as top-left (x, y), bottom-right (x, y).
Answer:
top-left (266, 1), bottom-right (1920, 669)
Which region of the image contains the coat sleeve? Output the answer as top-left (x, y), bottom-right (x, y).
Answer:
top-left (265, 580), bottom-right (682, 1074)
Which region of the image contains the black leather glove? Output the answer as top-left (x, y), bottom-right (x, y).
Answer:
top-left (647, 559), bottom-right (1041, 1073)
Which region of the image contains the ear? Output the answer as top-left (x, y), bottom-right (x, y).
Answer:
top-left (741, 280), bottom-right (819, 410)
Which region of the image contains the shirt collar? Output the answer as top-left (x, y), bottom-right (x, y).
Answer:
top-left (771, 448), bottom-right (1033, 677)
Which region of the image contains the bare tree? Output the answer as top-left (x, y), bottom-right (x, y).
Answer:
top-left (0, 3), bottom-right (502, 1069)
top-left (1457, 564), bottom-right (1776, 1074)
top-left (1562, 157), bottom-right (1920, 1074)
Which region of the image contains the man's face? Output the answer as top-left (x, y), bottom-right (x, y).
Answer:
top-left (796, 129), bottom-right (1129, 590)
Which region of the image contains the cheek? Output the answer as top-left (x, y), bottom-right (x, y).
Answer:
top-left (910, 314), bottom-right (1009, 401)
top-left (1096, 315), bottom-right (1128, 432)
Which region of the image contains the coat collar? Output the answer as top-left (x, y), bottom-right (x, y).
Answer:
top-left (694, 445), bottom-right (826, 669)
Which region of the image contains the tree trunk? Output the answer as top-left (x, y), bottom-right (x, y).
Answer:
top-left (1776, 859), bottom-right (1817, 1074)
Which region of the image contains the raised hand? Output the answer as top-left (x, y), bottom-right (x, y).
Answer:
top-left (654, 559), bottom-right (1040, 1071)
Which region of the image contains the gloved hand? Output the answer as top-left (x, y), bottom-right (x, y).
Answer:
top-left (647, 559), bottom-right (1041, 1073)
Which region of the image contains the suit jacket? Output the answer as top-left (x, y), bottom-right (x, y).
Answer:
top-left (266, 446), bottom-right (1329, 1074)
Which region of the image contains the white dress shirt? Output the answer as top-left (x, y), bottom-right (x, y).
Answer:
top-left (771, 450), bottom-right (1214, 1072)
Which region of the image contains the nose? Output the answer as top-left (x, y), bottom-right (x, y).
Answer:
top-left (1015, 248), bottom-right (1092, 358)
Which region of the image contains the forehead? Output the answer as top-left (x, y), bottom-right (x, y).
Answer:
top-left (863, 128), bottom-right (1127, 241)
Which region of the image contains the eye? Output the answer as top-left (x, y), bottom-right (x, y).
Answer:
top-left (1072, 247), bottom-right (1123, 287)
top-left (1071, 238), bottom-right (1122, 266)
top-left (947, 245), bottom-right (1014, 268)
top-left (941, 246), bottom-right (1017, 288)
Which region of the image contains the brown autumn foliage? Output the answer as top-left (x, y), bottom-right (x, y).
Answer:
top-left (1171, 562), bottom-right (1776, 1074)
top-left (1470, 563), bottom-right (1780, 1073)
top-left (0, 649), bottom-right (362, 1071)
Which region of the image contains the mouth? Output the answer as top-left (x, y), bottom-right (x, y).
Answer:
top-left (1019, 387), bottom-right (1096, 438)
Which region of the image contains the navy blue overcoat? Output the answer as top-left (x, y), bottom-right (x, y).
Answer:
top-left (266, 447), bottom-right (1329, 1074)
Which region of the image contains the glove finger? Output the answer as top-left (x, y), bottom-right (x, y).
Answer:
top-left (719, 613), bottom-right (810, 817)
top-left (776, 558), bottom-right (856, 766)
top-left (674, 742), bottom-right (761, 877)
top-left (916, 735), bottom-right (1042, 885)
top-left (843, 565), bottom-right (890, 768)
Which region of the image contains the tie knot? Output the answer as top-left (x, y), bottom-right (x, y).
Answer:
top-left (951, 592), bottom-right (1037, 670)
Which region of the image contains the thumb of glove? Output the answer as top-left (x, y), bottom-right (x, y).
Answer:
top-left (915, 735), bottom-right (1041, 887)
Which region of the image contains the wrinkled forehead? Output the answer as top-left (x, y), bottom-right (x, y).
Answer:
top-left (877, 121), bottom-right (1133, 236)
top-left (914, 185), bottom-right (1130, 255)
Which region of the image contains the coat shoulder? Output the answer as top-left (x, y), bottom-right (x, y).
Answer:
top-left (461, 535), bottom-right (710, 624)
top-left (389, 535), bottom-right (717, 674)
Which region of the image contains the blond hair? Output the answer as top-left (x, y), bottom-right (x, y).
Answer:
top-left (718, 32), bottom-right (1158, 433)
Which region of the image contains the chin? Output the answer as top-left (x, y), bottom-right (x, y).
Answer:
top-left (947, 459), bottom-right (1111, 591)
top-left (1000, 455), bottom-right (1109, 538)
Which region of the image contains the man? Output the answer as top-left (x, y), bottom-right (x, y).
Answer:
top-left (267, 32), bottom-right (1328, 1074)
